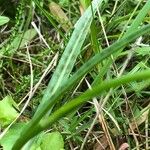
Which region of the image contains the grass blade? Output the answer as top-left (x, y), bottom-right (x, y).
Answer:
top-left (124, 0), bottom-right (150, 37)
top-left (35, 0), bottom-right (104, 116)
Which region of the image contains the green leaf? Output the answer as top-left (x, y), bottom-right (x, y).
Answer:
top-left (59, 0), bottom-right (69, 6)
top-left (19, 29), bottom-right (37, 48)
top-left (135, 46), bottom-right (150, 56)
top-left (23, 133), bottom-right (44, 150)
top-left (30, 132), bottom-right (64, 150)
top-left (40, 132), bottom-right (64, 150)
top-left (0, 96), bottom-right (19, 127)
top-left (124, 0), bottom-right (150, 37)
top-left (0, 123), bottom-right (25, 150)
top-left (40, 70), bottom-right (150, 130)
top-left (0, 16), bottom-right (9, 26)
top-left (35, 0), bottom-right (104, 116)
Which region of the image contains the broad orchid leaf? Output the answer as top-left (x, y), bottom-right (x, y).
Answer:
top-left (0, 96), bottom-right (19, 127)
top-left (0, 123), bottom-right (25, 150)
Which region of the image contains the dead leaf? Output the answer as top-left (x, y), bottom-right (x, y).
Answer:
top-left (93, 135), bottom-right (109, 150)
top-left (119, 143), bottom-right (129, 150)
top-left (49, 2), bottom-right (72, 32)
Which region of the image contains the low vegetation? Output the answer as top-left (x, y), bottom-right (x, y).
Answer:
top-left (0, 0), bottom-right (150, 149)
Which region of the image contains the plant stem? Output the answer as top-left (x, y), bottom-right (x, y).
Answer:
top-left (39, 70), bottom-right (150, 130)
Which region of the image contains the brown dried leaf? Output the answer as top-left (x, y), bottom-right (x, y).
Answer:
top-left (49, 2), bottom-right (72, 32)
top-left (119, 143), bottom-right (129, 150)
top-left (93, 135), bottom-right (109, 150)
